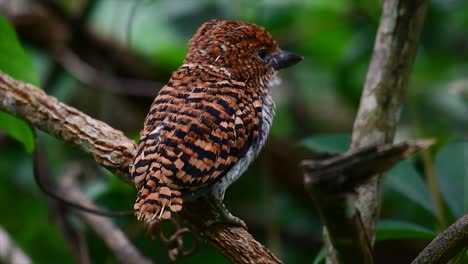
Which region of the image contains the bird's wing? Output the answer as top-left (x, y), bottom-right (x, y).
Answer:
top-left (130, 77), bottom-right (262, 221)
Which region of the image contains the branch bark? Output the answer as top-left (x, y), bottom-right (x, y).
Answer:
top-left (0, 226), bottom-right (33, 264)
top-left (350, 0), bottom-right (428, 242)
top-left (303, 140), bottom-right (433, 264)
top-left (0, 71), bottom-right (136, 183)
top-left (0, 70), bottom-right (281, 264)
top-left (310, 0), bottom-right (430, 262)
top-left (181, 196), bottom-right (282, 264)
top-left (412, 214), bottom-right (468, 264)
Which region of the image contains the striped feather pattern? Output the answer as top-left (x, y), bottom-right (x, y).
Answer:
top-left (130, 20), bottom-right (288, 222)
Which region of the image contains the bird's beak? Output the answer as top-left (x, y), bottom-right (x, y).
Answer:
top-left (269, 50), bottom-right (303, 70)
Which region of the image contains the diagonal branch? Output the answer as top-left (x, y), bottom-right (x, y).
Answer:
top-left (302, 140), bottom-right (433, 264)
top-left (34, 145), bottom-right (91, 264)
top-left (0, 71), bottom-right (136, 182)
top-left (302, 140), bottom-right (434, 193)
top-left (412, 214), bottom-right (468, 264)
top-left (0, 70), bottom-right (282, 264)
top-left (0, 226), bottom-right (33, 264)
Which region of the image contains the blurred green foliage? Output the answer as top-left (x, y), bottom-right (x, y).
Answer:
top-left (0, 16), bottom-right (37, 152)
top-left (0, 0), bottom-right (467, 263)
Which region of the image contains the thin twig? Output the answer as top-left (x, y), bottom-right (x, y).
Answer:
top-left (147, 219), bottom-right (201, 261)
top-left (126, 0), bottom-right (143, 47)
top-left (57, 164), bottom-right (153, 264)
top-left (27, 0), bottom-right (171, 80)
top-left (56, 49), bottom-right (161, 97)
top-left (420, 149), bottom-right (445, 229)
top-left (33, 139), bottom-right (91, 264)
top-left (409, 102), bottom-right (446, 229)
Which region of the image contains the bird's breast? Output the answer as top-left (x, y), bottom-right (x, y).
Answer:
top-left (211, 93), bottom-right (275, 199)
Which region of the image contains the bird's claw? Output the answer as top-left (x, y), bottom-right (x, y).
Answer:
top-left (204, 211), bottom-right (247, 230)
top-left (203, 193), bottom-right (248, 230)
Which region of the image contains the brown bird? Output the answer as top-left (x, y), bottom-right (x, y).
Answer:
top-left (130, 19), bottom-right (302, 226)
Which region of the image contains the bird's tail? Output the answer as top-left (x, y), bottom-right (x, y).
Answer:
top-left (134, 185), bottom-right (183, 222)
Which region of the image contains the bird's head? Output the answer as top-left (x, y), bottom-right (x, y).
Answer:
top-left (185, 19), bottom-right (303, 86)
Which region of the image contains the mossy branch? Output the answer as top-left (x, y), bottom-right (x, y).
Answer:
top-left (351, 0), bottom-right (429, 242)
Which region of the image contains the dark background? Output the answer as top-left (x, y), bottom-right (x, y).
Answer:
top-left (0, 0), bottom-right (467, 263)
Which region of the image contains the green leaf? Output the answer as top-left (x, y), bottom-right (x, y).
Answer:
top-left (429, 89), bottom-right (468, 124)
top-left (300, 133), bottom-right (351, 153)
top-left (386, 159), bottom-right (436, 216)
top-left (435, 141), bottom-right (468, 218)
top-left (0, 112), bottom-right (35, 152)
top-left (0, 16), bottom-right (39, 85)
top-left (313, 247), bottom-right (326, 264)
top-left (0, 16), bottom-right (39, 152)
top-left (376, 220), bottom-right (437, 241)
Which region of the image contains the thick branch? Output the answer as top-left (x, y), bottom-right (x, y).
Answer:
top-left (303, 140), bottom-right (433, 264)
top-left (303, 140), bottom-right (434, 193)
top-left (0, 70), bottom-right (281, 264)
top-left (309, 1), bottom-right (430, 262)
top-left (412, 214), bottom-right (468, 264)
top-left (181, 196), bottom-right (282, 264)
top-left (350, 0), bottom-right (428, 242)
top-left (0, 71), bottom-right (136, 182)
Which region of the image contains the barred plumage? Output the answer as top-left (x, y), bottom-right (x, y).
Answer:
top-left (130, 20), bottom-right (302, 223)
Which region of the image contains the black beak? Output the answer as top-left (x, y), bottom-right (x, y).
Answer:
top-left (269, 50), bottom-right (303, 70)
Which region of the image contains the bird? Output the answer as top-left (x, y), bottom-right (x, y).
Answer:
top-left (130, 19), bottom-right (302, 226)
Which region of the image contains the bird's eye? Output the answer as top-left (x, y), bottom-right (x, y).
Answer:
top-left (257, 48), bottom-right (268, 60)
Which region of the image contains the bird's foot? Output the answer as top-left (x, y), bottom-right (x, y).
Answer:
top-left (203, 194), bottom-right (247, 230)
top-left (204, 210), bottom-right (247, 229)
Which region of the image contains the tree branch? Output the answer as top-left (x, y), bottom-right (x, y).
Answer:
top-left (0, 226), bottom-right (33, 264)
top-left (350, 0), bottom-right (428, 242)
top-left (305, 1), bottom-right (430, 262)
top-left (302, 140), bottom-right (434, 193)
top-left (57, 163), bottom-right (153, 264)
top-left (181, 196), bottom-right (282, 264)
top-left (34, 146), bottom-right (91, 264)
top-left (303, 140), bottom-right (433, 264)
top-left (0, 71), bottom-right (136, 183)
top-left (8, 1), bottom-right (171, 81)
top-left (0, 70), bottom-right (282, 263)
top-left (412, 214), bottom-right (468, 264)
top-left (56, 48), bottom-right (162, 97)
